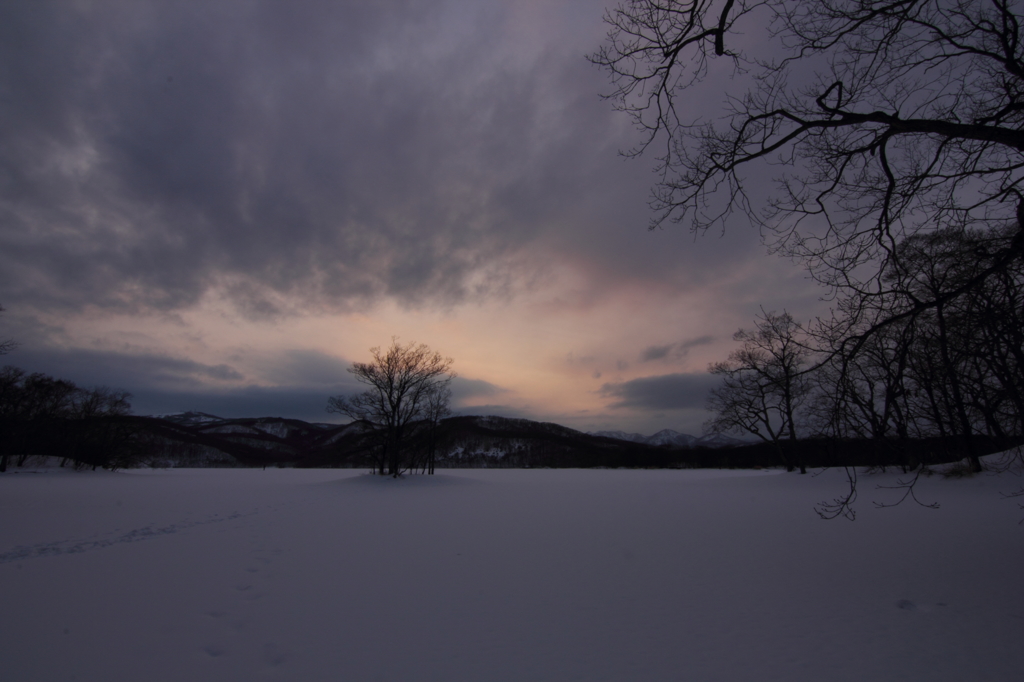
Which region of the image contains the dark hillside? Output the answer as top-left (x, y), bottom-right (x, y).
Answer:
top-left (103, 413), bottom-right (1024, 471)
top-left (129, 413), bottom-right (698, 468)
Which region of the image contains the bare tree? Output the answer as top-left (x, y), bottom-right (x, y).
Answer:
top-left (591, 0), bottom-right (1024, 356)
top-left (705, 310), bottom-right (812, 472)
top-left (420, 381), bottom-right (452, 475)
top-left (327, 339), bottom-right (455, 476)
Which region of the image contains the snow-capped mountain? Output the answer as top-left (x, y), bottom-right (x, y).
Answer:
top-left (590, 428), bottom-right (742, 448)
top-left (158, 411), bottom-right (225, 426)
top-left (591, 429), bottom-right (699, 448)
top-left (645, 429), bottom-right (698, 448)
top-left (694, 433), bottom-right (746, 447)
top-left (590, 430), bottom-right (648, 443)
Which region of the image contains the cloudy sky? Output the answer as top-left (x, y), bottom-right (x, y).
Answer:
top-left (0, 0), bottom-right (824, 436)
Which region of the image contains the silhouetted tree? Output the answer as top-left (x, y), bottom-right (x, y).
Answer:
top-left (326, 339), bottom-right (455, 476)
top-left (705, 311), bottom-right (812, 472)
top-left (419, 381), bottom-right (452, 475)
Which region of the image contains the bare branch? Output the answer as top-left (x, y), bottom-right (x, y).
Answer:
top-left (327, 338), bottom-right (454, 476)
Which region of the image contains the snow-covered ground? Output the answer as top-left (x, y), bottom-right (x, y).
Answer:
top-left (1, 462), bottom-right (1022, 681)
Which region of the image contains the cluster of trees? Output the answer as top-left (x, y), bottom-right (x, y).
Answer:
top-left (593, 4), bottom-right (1024, 455)
top-left (706, 311), bottom-right (812, 473)
top-left (702, 228), bottom-right (1024, 514)
top-left (327, 339), bottom-right (455, 476)
top-left (816, 226), bottom-right (1024, 463)
top-left (706, 227), bottom-right (1024, 474)
top-left (0, 366), bottom-right (138, 471)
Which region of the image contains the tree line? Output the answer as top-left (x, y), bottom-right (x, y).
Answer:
top-left (0, 366), bottom-right (138, 472)
top-left (705, 224), bottom-right (1024, 474)
top-left (0, 304), bottom-right (141, 471)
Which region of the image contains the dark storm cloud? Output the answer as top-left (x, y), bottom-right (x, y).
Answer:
top-left (639, 335), bottom-right (716, 363)
top-left (640, 344), bottom-right (674, 362)
top-left (682, 335), bottom-right (716, 351)
top-left (0, 1), bottom-right (802, 433)
top-left (129, 385), bottom-right (355, 422)
top-left (6, 344), bottom-right (365, 420)
top-left (598, 373), bottom-right (720, 410)
top-left (7, 345), bottom-right (244, 392)
top-left (0, 0), bottom-right (677, 318)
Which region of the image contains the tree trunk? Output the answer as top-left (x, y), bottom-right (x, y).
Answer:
top-left (935, 303), bottom-right (979, 471)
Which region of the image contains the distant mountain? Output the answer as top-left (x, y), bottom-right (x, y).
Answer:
top-left (646, 429), bottom-right (698, 448)
top-left (590, 430), bottom-right (648, 443)
top-left (132, 413), bottom-right (729, 469)
top-left (159, 411), bottom-right (225, 426)
top-left (422, 415), bottom-right (692, 469)
top-left (155, 414), bottom-right (742, 455)
top-left (33, 411), bottom-right (1024, 472)
top-left (127, 413), bottom-right (350, 467)
top-left (694, 433), bottom-right (747, 448)
top-left (589, 428), bottom-right (705, 449)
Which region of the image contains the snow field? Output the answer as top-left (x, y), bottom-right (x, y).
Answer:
top-left (1, 465), bottom-right (1022, 681)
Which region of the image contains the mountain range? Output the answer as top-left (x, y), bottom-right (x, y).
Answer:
top-left (588, 429), bottom-right (745, 448)
top-left (139, 412), bottom-right (744, 469)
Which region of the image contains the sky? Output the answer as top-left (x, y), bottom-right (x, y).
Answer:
top-left (0, 0), bottom-right (825, 436)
